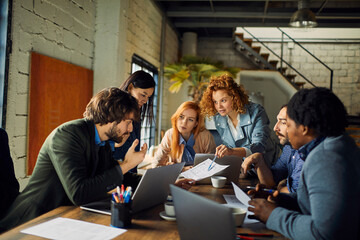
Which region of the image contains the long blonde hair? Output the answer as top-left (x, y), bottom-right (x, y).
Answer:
top-left (170, 101), bottom-right (205, 160)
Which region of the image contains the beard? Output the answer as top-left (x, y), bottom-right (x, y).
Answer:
top-left (106, 124), bottom-right (126, 143)
top-left (276, 132), bottom-right (289, 145)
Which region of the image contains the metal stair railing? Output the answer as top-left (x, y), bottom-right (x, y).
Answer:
top-left (277, 27), bottom-right (334, 90)
top-left (233, 37), bottom-right (275, 70)
top-left (242, 27), bottom-right (316, 88)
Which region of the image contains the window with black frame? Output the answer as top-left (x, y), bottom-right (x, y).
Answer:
top-left (0, 0), bottom-right (10, 127)
top-left (131, 54), bottom-right (158, 149)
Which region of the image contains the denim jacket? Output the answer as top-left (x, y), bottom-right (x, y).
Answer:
top-left (213, 102), bottom-right (277, 166)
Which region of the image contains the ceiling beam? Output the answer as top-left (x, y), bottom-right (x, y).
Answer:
top-left (167, 11), bottom-right (360, 19)
top-left (174, 21), bottom-right (360, 28)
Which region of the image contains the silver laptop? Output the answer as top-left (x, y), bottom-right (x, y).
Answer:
top-left (170, 184), bottom-right (237, 240)
top-left (80, 163), bottom-right (185, 214)
top-left (194, 153), bottom-right (242, 184)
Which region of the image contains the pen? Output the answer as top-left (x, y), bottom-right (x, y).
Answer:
top-left (124, 190), bottom-right (132, 203)
top-left (246, 186), bottom-right (275, 194)
top-left (238, 233), bottom-right (273, 237)
top-left (121, 184), bottom-right (124, 195)
top-left (208, 156), bottom-right (217, 171)
top-left (236, 235), bottom-right (256, 240)
top-left (112, 192), bottom-right (120, 203)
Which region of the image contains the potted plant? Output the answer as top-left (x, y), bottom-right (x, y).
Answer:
top-left (164, 55), bottom-right (240, 102)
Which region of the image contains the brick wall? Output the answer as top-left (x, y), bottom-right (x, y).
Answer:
top-left (254, 42), bottom-right (360, 115)
top-left (94, 0), bottom-right (179, 132)
top-left (124, 0), bottom-right (163, 76)
top-left (7, 0), bottom-right (96, 189)
top-left (7, 0), bottom-right (179, 189)
top-left (120, 0), bottom-right (180, 137)
top-left (162, 24), bottom-right (179, 130)
top-left (198, 38), bottom-right (360, 116)
top-left (198, 38), bottom-right (257, 69)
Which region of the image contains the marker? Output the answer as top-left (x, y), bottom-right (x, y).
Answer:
top-left (121, 184), bottom-right (125, 195)
top-left (116, 186), bottom-right (121, 196)
top-left (112, 192), bottom-right (120, 203)
top-left (124, 190), bottom-right (132, 203)
top-left (237, 236), bottom-right (255, 240)
top-left (208, 156), bottom-right (217, 171)
top-left (238, 233), bottom-right (273, 237)
top-left (246, 186), bottom-right (275, 194)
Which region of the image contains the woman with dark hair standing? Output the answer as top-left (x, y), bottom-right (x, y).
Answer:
top-left (113, 70), bottom-right (156, 172)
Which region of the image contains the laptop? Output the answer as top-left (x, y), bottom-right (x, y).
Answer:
top-left (194, 153), bottom-right (242, 184)
top-left (170, 184), bottom-right (237, 240)
top-left (80, 162), bottom-right (185, 214)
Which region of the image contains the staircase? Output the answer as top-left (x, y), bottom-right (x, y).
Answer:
top-left (234, 32), bottom-right (306, 90)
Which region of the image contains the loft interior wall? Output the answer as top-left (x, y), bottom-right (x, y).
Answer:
top-left (7, 0), bottom-right (96, 190)
top-left (6, 0), bottom-right (179, 190)
top-left (6, 0), bottom-right (359, 190)
top-left (94, 0), bottom-right (180, 135)
top-left (198, 29), bottom-right (360, 116)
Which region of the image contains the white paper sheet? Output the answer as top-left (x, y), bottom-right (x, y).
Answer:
top-left (180, 159), bottom-right (229, 181)
top-left (223, 182), bottom-right (259, 224)
top-left (231, 182), bottom-right (251, 207)
top-left (223, 194), bottom-right (259, 224)
top-left (21, 217), bottom-right (127, 240)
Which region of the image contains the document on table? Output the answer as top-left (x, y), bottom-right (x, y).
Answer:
top-left (180, 158), bottom-right (229, 181)
top-left (21, 217), bottom-right (126, 240)
top-left (221, 182), bottom-right (259, 224)
top-left (231, 182), bottom-right (251, 207)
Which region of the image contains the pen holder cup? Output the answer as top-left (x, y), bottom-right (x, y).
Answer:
top-left (111, 201), bottom-right (132, 228)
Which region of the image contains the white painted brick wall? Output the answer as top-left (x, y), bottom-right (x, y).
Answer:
top-left (121, 0), bottom-right (179, 134)
top-left (228, 40), bottom-right (360, 116)
top-left (7, 0), bottom-right (96, 189)
top-left (162, 24), bottom-right (180, 131)
top-left (197, 39), bottom-right (360, 116)
top-left (198, 38), bottom-right (256, 69)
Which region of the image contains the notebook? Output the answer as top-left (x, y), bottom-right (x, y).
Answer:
top-left (194, 153), bottom-right (242, 184)
top-left (170, 184), bottom-right (237, 240)
top-left (80, 162), bottom-right (185, 215)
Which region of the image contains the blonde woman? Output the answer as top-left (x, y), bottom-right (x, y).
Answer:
top-left (154, 101), bottom-right (216, 167)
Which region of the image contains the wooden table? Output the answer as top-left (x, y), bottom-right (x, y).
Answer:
top-left (1, 178), bottom-right (287, 239)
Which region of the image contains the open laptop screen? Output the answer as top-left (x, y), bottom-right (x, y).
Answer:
top-left (170, 184), bottom-right (237, 240)
top-left (81, 163), bottom-right (185, 214)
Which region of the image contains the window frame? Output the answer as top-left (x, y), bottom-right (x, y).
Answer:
top-left (130, 54), bottom-right (158, 149)
top-left (0, 0), bottom-right (12, 128)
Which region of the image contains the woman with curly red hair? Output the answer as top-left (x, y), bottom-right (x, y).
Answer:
top-left (200, 74), bottom-right (277, 167)
top-left (154, 101), bottom-right (216, 168)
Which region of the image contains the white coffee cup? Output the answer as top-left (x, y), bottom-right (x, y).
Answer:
top-left (164, 202), bottom-right (175, 217)
top-left (211, 176), bottom-right (227, 188)
top-left (231, 207), bottom-right (247, 226)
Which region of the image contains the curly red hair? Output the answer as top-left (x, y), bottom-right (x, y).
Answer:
top-left (199, 74), bottom-right (249, 117)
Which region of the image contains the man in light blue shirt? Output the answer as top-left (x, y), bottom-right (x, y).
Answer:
top-left (242, 105), bottom-right (303, 193)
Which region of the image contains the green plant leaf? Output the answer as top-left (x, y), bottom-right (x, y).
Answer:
top-left (169, 80), bottom-right (184, 93)
top-left (164, 55), bottom-right (240, 101)
top-left (168, 69), bottom-right (190, 83)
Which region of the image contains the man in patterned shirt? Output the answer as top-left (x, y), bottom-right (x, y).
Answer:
top-left (242, 105), bottom-right (302, 193)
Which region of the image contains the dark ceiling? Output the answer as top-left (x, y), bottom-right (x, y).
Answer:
top-left (155, 0), bottom-right (360, 38)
